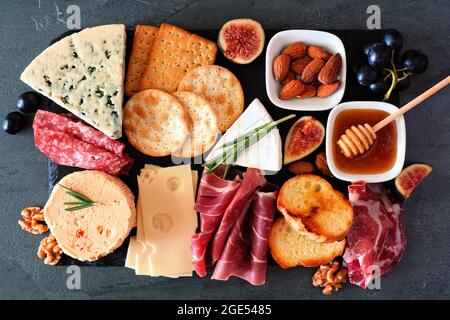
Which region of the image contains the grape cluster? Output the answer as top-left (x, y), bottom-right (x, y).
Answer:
top-left (356, 30), bottom-right (428, 101)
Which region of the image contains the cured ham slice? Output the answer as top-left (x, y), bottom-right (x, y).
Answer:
top-left (210, 168), bottom-right (266, 263)
top-left (343, 181), bottom-right (407, 289)
top-left (192, 167), bottom-right (241, 277)
top-left (212, 187), bottom-right (278, 285)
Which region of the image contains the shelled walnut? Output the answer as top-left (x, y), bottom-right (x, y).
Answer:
top-left (37, 234), bottom-right (62, 265)
top-left (312, 260), bottom-right (348, 295)
top-left (18, 207), bottom-right (49, 234)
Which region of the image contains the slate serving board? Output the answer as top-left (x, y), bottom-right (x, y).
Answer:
top-left (46, 29), bottom-right (399, 266)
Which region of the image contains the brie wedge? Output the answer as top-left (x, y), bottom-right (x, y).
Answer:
top-left (206, 98), bottom-right (282, 173)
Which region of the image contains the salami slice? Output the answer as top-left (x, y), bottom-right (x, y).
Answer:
top-left (33, 110), bottom-right (125, 155)
top-left (34, 127), bottom-right (133, 176)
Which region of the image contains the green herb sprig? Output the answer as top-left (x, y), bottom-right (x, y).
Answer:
top-left (204, 114), bottom-right (296, 174)
top-left (59, 184), bottom-right (97, 211)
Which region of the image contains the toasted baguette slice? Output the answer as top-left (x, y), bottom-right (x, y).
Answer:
top-left (277, 174), bottom-right (353, 243)
top-left (269, 217), bottom-right (345, 268)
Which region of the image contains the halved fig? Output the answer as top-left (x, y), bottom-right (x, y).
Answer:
top-left (218, 18), bottom-right (265, 64)
top-left (284, 116), bottom-right (325, 165)
top-left (395, 163), bottom-right (432, 199)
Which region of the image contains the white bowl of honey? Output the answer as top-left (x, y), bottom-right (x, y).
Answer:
top-left (326, 101), bottom-right (406, 182)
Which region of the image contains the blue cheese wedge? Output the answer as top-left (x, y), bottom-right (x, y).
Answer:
top-left (206, 98), bottom-right (282, 173)
top-left (20, 25), bottom-right (126, 139)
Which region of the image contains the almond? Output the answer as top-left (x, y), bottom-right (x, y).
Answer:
top-left (291, 56), bottom-right (312, 75)
top-left (282, 41), bottom-right (307, 59)
top-left (297, 84), bottom-right (316, 98)
top-left (315, 152), bottom-right (333, 177)
top-left (288, 161), bottom-right (315, 175)
top-left (317, 81), bottom-right (340, 97)
top-left (318, 53), bottom-right (342, 84)
top-left (279, 80), bottom-right (305, 100)
top-left (282, 71), bottom-right (296, 85)
top-left (301, 58), bottom-right (325, 83)
top-left (308, 45), bottom-right (332, 60)
top-left (273, 54), bottom-right (290, 81)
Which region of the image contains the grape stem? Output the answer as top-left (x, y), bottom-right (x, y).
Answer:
top-left (382, 51), bottom-right (413, 101)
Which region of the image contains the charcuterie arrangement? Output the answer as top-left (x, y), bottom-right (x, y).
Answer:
top-left (6, 18), bottom-right (449, 296)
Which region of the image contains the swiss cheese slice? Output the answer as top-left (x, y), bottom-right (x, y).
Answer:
top-left (206, 99), bottom-right (282, 173)
top-left (126, 165), bottom-right (198, 277)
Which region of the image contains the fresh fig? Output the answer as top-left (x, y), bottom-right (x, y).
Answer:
top-left (284, 116), bottom-right (325, 165)
top-left (218, 18), bottom-right (265, 64)
top-left (395, 163), bottom-right (432, 199)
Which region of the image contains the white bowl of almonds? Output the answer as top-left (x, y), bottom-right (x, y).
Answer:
top-left (265, 30), bottom-right (347, 111)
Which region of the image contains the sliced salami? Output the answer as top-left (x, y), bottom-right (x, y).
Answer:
top-left (34, 127), bottom-right (133, 176)
top-left (33, 110), bottom-right (125, 155)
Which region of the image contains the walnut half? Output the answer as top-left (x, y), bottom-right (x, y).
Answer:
top-left (312, 260), bottom-right (348, 295)
top-left (37, 234), bottom-right (62, 265)
top-left (18, 207), bottom-right (49, 234)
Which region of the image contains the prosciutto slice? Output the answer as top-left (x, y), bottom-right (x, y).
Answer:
top-left (343, 181), bottom-right (407, 289)
top-left (192, 167), bottom-right (241, 277)
top-left (212, 187), bottom-right (278, 285)
top-left (210, 168), bottom-right (266, 263)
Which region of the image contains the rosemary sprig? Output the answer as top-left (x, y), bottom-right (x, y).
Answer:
top-left (204, 114), bottom-right (296, 174)
top-left (59, 184), bottom-right (96, 211)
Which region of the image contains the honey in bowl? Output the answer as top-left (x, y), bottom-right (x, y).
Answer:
top-left (332, 109), bottom-right (397, 174)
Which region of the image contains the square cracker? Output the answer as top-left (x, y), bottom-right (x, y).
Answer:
top-left (138, 23), bottom-right (217, 92)
top-left (125, 25), bottom-right (159, 97)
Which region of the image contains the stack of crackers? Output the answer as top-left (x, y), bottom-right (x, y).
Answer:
top-left (123, 23), bottom-right (245, 158)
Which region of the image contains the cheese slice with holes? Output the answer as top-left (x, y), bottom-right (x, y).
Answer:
top-left (20, 25), bottom-right (126, 139)
top-left (126, 165), bottom-right (197, 277)
top-left (206, 98), bottom-right (282, 173)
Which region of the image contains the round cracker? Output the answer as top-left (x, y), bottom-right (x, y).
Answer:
top-left (123, 89), bottom-right (189, 156)
top-left (172, 91), bottom-right (219, 158)
top-left (178, 65), bottom-right (244, 132)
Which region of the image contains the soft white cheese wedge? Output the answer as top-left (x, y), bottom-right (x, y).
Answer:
top-left (206, 98), bottom-right (282, 173)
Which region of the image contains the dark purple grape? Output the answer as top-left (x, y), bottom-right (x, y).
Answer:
top-left (3, 112), bottom-right (24, 135)
top-left (362, 42), bottom-right (376, 58)
top-left (368, 43), bottom-right (392, 69)
top-left (396, 76), bottom-right (410, 91)
top-left (369, 78), bottom-right (389, 94)
top-left (17, 91), bottom-right (42, 113)
top-left (356, 65), bottom-right (378, 87)
top-left (401, 50), bottom-right (428, 74)
top-left (382, 30), bottom-right (403, 51)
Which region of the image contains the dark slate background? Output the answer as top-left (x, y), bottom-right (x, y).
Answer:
top-left (0, 0), bottom-right (449, 299)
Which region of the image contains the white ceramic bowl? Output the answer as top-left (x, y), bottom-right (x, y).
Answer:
top-left (265, 30), bottom-right (347, 111)
top-left (326, 101), bottom-right (406, 183)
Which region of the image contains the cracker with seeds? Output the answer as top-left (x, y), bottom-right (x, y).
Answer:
top-left (123, 89), bottom-right (189, 156)
top-left (178, 65), bottom-right (244, 132)
top-left (138, 23), bottom-right (217, 92)
top-left (125, 25), bottom-right (159, 97)
top-left (172, 91), bottom-right (219, 158)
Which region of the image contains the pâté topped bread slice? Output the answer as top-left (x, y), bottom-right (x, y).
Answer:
top-left (21, 24), bottom-right (126, 139)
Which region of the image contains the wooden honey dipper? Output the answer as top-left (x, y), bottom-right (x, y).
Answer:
top-left (337, 76), bottom-right (450, 158)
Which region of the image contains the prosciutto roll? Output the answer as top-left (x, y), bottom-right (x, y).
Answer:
top-left (192, 167), bottom-right (241, 277)
top-left (210, 168), bottom-right (266, 264)
top-left (212, 186), bottom-right (278, 285)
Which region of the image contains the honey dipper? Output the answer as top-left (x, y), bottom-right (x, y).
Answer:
top-left (337, 76), bottom-right (450, 158)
